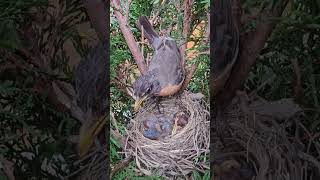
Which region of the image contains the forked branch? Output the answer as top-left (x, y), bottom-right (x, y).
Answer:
top-left (215, 0), bottom-right (289, 108)
top-left (110, 0), bottom-right (147, 74)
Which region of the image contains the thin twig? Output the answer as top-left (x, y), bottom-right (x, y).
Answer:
top-left (111, 129), bottom-right (126, 148)
top-left (110, 156), bottom-right (134, 177)
top-left (150, 0), bottom-right (167, 25)
top-left (111, 111), bottom-right (120, 134)
top-left (194, 50), bottom-right (210, 56)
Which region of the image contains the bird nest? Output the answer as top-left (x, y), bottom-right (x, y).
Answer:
top-left (212, 92), bottom-right (320, 180)
top-left (124, 91), bottom-right (210, 178)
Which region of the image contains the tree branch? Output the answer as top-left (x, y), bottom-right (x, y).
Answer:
top-left (82, 0), bottom-right (109, 41)
top-left (215, 0), bottom-right (289, 109)
top-left (110, 156), bottom-right (133, 178)
top-left (180, 0), bottom-right (194, 68)
top-left (124, 0), bottom-right (132, 22)
top-left (291, 58), bottom-right (302, 101)
top-left (181, 63), bottom-right (198, 91)
top-left (111, 0), bottom-right (147, 74)
top-left (206, 11), bottom-right (210, 43)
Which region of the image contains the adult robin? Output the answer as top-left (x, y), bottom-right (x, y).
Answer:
top-left (133, 16), bottom-right (185, 111)
top-left (73, 41), bottom-right (108, 157)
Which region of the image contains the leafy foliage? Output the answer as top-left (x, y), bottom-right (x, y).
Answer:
top-left (246, 0), bottom-right (320, 129)
top-left (0, 0), bottom-right (47, 50)
top-left (0, 79), bottom-right (79, 178)
top-left (0, 0), bottom-right (95, 179)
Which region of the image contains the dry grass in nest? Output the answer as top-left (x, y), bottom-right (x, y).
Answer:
top-left (124, 91), bottom-right (210, 178)
top-left (213, 93), bottom-right (320, 180)
top-left (66, 145), bottom-right (108, 180)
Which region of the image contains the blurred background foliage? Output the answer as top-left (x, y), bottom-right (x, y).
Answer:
top-left (245, 0), bottom-right (320, 131)
top-left (0, 0), bottom-right (95, 179)
top-left (0, 0), bottom-right (47, 49)
top-left (110, 0), bottom-right (209, 179)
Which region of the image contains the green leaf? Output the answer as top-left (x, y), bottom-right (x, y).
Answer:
top-left (0, 20), bottom-right (21, 49)
top-left (153, 0), bottom-right (159, 5)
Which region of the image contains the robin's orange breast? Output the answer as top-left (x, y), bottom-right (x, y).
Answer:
top-left (158, 81), bottom-right (183, 96)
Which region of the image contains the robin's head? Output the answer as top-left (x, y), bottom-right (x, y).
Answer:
top-left (133, 72), bottom-right (160, 112)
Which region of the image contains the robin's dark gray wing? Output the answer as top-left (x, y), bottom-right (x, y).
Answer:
top-left (212, 0), bottom-right (239, 95)
top-left (148, 38), bottom-right (184, 89)
top-left (137, 16), bottom-right (162, 49)
top-left (74, 41), bottom-right (108, 118)
top-left (134, 16), bottom-right (184, 98)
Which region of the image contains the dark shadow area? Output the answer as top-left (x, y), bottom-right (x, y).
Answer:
top-left (211, 0), bottom-right (320, 179)
top-left (0, 0), bottom-right (109, 179)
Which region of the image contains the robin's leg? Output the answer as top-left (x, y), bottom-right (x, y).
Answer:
top-left (155, 97), bottom-right (164, 114)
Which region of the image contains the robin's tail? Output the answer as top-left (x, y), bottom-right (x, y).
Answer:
top-left (137, 16), bottom-right (161, 49)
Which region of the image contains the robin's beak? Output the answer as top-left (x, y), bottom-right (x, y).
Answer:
top-left (134, 96), bottom-right (147, 112)
top-left (78, 116), bottom-right (106, 157)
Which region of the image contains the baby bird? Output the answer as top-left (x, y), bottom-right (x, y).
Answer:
top-left (142, 114), bottom-right (174, 140)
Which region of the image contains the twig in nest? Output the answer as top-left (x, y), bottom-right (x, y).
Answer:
top-left (110, 156), bottom-right (134, 178)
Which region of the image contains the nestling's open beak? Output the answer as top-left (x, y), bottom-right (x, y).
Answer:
top-left (134, 96), bottom-right (147, 112)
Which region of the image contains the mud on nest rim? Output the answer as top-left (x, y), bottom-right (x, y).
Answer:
top-left (124, 91), bottom-right (210, 177)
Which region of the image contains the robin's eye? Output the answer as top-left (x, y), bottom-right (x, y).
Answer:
top-left (146, 87), bottom-right (151, 93)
